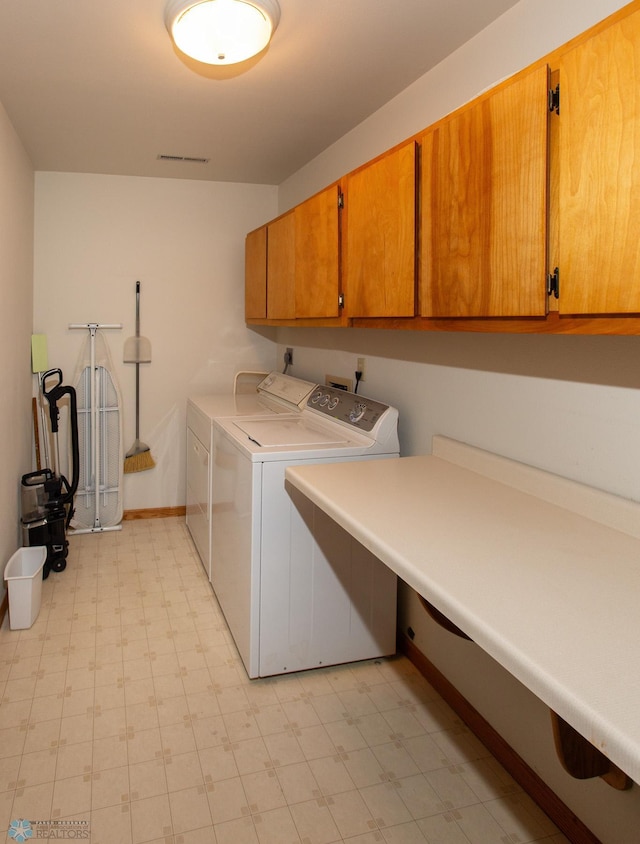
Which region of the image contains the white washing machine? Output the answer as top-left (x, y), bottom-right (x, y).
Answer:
top-left (211, 384), bottom-right (400, 678)
top-left (186, 372), bottom-right (316, 578)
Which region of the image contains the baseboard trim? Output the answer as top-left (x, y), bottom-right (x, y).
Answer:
top-left (398, 634), bottom-right (601, 844)
top-left (122, 506), bottom-right (186, 521)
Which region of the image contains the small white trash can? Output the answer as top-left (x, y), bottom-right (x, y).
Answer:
top-left (4, 546), bottom-right (47, 630)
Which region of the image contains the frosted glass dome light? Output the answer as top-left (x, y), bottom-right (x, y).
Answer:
top-left (165, 0), bottom-right (281, 65)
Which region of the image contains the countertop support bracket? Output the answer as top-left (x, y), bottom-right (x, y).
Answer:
top-left (418, 594), bottom-right (473, 641)
top-left (550, 710), bottom-right (632, 790)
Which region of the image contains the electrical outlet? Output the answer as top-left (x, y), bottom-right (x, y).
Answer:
top-left (356, 357), bottom-right (366, 380)
top-left (284, 347), bottom-right (293, 366)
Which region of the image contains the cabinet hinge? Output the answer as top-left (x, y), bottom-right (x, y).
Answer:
top-left (338, 191), bottom-right (344, 209)
top-left (547, 267), bottom-right (560, 299)
top-left (548, 84), bottom-right (560, 115)
top-left (338, 292), bottom-right (345, 309)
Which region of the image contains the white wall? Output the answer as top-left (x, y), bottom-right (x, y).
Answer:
top-left (34, 173), bottom-right (279, 511)
top-left (270, 0), bottom-right (640, 841)
top-left (0, 102), bottom-right (34, 599)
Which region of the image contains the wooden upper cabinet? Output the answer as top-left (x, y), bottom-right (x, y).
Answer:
top-left (343, 142), bottom-right (417, 318)
top-left (245, 226), bottom-right (267, 320)
top-left (245, 186), bottom-right (340, 322)
top-left (266, 211), bottom-right (296, 319)
top-left (295, 185), bottom-right (340, 318)
top-left (557, 9), bottom-right (640, 315)
top-left (420, 65), bottom-right (549, 318)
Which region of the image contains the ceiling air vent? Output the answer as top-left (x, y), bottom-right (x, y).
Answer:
top-left (157, 154), bottom-right (210, 164)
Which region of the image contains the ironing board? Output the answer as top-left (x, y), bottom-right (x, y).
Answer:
top-left (70, 324), bottom-right (123, 532)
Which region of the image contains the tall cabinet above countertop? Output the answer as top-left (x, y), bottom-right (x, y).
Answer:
top-left (419, 64), bottom-right (549, 319)
top-left (557, 8), bottom-right (640, 315)
top-left (295, 184), bottom-right (341, 319)
top-left (342, 141), bottom-right (417, 319)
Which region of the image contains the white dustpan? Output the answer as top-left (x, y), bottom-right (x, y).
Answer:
top-left (123, 334), bottom-right (152, 364)
top-left (123, 282), bottom-right (152, 363)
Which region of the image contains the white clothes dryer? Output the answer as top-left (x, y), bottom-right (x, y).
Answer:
top-left (186, 372), bottom-right (316, 578)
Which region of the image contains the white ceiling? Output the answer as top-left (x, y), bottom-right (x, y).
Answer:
top-left (0, 0), bottom-right (521, 185)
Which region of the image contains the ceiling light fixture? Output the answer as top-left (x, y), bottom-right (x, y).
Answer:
top-left (165, 0), bottom-right (281, 65)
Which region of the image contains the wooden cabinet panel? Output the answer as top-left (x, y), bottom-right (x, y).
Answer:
top-left (267, 211), bottom-right (296, 319)
top-left (245, 226), bottom-right (267, 320)
top-left (558, 10), bottom-right (640, 314)
top-left (295, 185), bottom-right (340, 318)
top-left (343, 142), bottom-right (416, 317)
top-left (421, 65), bottom-right (548, 318)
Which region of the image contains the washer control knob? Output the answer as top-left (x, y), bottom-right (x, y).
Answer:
top-left (328, 396), bottom-right (340, 410)
top-left (311, 390), bottom-right (323, 404)
top-left (349, 403), bottom-right (367, 423)
top-left (319, 393), bottom-right (330, 406)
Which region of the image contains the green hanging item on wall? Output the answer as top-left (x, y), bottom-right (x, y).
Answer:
top-left (31, 334), bottom-right (49, 373)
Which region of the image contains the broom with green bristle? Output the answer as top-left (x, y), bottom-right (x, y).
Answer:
top-left (124, 281), bottom-right (156, 473)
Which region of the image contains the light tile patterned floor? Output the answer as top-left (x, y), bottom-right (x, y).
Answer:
top-left (0, 517), bottom-right (571, 844)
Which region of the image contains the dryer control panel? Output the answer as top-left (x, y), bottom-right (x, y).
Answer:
top-left (257, 372), bottom-right (316, 409)
top-left (307, 386), bottom-right (390, 432)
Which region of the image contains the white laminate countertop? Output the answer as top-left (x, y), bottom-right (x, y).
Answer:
top-left (284, 436), bottom-right (640, 784)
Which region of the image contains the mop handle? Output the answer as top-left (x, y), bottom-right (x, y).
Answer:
top-left (134, 283), bottom-right (142, 438)
top-left (135, 362), bottom-right (141, 439)
top-left (135, 281), bottom-right (141, 338)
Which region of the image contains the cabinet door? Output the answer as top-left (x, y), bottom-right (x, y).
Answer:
top-left (266, 211), bottom-right (296, 319)
top-left (421, 65), bottom-right (548, 318)
top-left (295, 185), bottom-right (340, 318)
top-left (343, 142), bottom-right (416, 317)
top-left (245, 226), bottom-right (267, 319)
top-left (558, 11), bottom-right (640, 314)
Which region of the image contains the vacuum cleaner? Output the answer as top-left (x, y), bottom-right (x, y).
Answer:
top-left (21, 369), bottom-right (80, 579)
